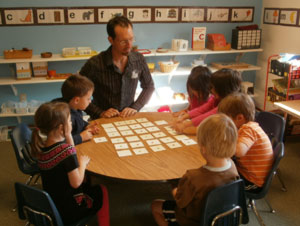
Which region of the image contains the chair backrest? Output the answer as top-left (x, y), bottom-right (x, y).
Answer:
top-left (245, 142), bottom-right (285, 200)
top-left (15, 182), bottom-right (64, 226)
top-left (10, 123), bottom-right (39, 175)
top-left (255, 111), bottom-right (285, 148)
top-left (201, 179), bottom-right (249, 226)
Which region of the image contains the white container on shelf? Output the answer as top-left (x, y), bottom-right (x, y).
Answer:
top-left (77, 47), bottom-right (92, 55)
top-left (62, 47), bottom-right (76, 56)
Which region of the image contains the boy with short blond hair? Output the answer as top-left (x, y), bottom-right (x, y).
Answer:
top-left (151, 114), bottom-right (239, 226)
top-left (53, 74), bottom-right (99, 145)
top-left (218, 93), bottom-right (273, 191)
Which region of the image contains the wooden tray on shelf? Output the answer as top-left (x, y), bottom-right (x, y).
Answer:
top-left (4, 49), bottom-right (33, 59)
top-left (211, 62), bottom-right (250, 69)
top-left (62, 50), bottom-right (98, 58)
top-left (46, 73), bottom-right (73, 80)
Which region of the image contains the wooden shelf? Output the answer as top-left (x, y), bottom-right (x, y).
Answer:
top-left (0, 112), bottom-right (34, 117)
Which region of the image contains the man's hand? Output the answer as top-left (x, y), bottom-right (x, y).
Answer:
top-left (101, 108), bottom-right (120, 118)
top-left (120, 107), bottom-right (137, 117)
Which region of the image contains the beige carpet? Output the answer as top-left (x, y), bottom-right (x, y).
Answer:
top-left (0, 136), bottom-right (299, 226)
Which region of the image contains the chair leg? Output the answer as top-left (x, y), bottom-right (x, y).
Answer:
top-left (249, 199), bottom-right (266, 226)
top-left (33, 174), bottom-right (40, 185)
top-left (25, 175), bottom-right (34, 186)
top-left (264, 198), bottom-right (275, 213)
top-left (275, 168), bottom-right (287, 192)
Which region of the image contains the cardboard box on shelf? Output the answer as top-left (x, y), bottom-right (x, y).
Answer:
top-left (192, 27), bottom-right (206, 50)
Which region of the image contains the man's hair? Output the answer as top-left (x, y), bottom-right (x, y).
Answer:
top-left (211, 68), bottom-right (242, 98)
top-left (107, 15), bottom-right (133, 39)
top-left (187, 66), bottom-right (212, 102)
top-left (61, 75), bottom-right (94, 102)
top-left (218, 93), bottom-right (256, 122)
top-left (197, 114), bottom-right (237, 158)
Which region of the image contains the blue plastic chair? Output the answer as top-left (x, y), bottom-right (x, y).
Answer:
top-left (10, 123), bottom-right (40, 186)
top-left (255, 111), bottom-right (286, 192)
top-left (200, 179), bottom-right (249, 226)
top-left (15, 182), bottom-right (97, 226)
top-left (245, 142), bottom-right (285, 226)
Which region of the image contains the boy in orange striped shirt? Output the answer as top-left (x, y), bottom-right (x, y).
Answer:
top-left (218, 93), bottom-right (273, 192)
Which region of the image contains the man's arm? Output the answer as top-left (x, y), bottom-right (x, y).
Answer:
top-left (130, 56), bottom-right (155, 111)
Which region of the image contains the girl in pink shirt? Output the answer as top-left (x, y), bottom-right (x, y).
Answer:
top-left (173, 66), bottom-right (212, 117)
top-left (174, 68), bottom-right (242, 134)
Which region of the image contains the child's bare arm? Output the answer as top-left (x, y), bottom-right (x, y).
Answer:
top-left (80, 128), bottom-right (93, 141)
top-left (172, 187), bottom-right (178, 198)
top-left (68, 155), bottom-right (90, 188)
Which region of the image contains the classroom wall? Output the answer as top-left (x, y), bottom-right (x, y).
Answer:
top-left (0, 0), bottom-right (262, 127)
top-left (254, 0), bottom-right (300, 110)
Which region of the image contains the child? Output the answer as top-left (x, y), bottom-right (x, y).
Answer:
top-left (54, 74), bottom-right (99, 145)
top-left (173, 66), bottom-right (212, 117)
top-left (173, 68), bottom-right (242, 134)
top-left (31, 102), bottom-right (110, 226)
top-left (218, 93), bottom-right (273, 192)
top-left (152, 114), bottom-right (239, 226)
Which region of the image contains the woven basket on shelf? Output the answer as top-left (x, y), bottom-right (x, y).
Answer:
top-left (158, 61), bottom-right (180, 73)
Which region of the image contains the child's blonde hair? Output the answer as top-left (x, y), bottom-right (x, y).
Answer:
top-left (197, 114), bottom-right (237, 158)
top-left (218, 93), bottom-right (255, 122)
top-left (31, 102), bottom-right (70, 157)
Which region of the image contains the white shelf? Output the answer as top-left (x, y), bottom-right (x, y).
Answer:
top-left (0, 64), bottom-right (261, 86)
top-left (0, 48), bottom-right (263, 64)
top-left (147, 48), bottom-right (263, 57)
top-left (0, 77), bottom-right (65, 85)
top-left (0, 53), bottom-right (98, 64)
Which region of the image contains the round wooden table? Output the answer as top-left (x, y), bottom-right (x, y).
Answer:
top-left (76, 112), bottom-right (205, 181)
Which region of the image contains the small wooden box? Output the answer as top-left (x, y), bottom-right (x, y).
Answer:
top-left (32, 62), bottom-right (48, 77)
top-left (4, 49), bottom-right (33, 59)
top-left (16, 63), bottom-right (32, 80)
top-left (206, 34), bottom-right (231, 51)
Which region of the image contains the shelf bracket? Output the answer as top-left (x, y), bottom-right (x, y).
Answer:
top-left (235, 53), bottom-right (245, 63)
top-left (16, 116), bottom-right (21, 123)
top-left (10, 85), bottom-right (18, 96)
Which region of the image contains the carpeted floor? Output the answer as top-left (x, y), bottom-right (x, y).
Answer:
top-left (0, 136), bottom-right (299, 226)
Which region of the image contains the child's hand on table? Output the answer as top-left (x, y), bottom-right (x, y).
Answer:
top-left (78, 155), bottom-right (90, 167)
top-left (80, 128), bottom-right (93, 141)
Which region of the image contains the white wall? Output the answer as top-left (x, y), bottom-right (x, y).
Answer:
top-left (255, 0), bottom-right (300, 110)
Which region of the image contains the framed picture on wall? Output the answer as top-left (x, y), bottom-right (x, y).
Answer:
top-left (98, 7), bottom-right (124, 23)
top-left (181, 7), bottom-right (205, 22)
top-left (67, 8), bottom-right (95, 24)
top-left (206, 7), bottom-right (229, 22)
top-left (126, 7), bottom-right (152, 22)
top-left (231, 7), bottom-right (254, 22)
top-left (154, 7), bottom-right (179, 22)
top-left (264, 8), bottom-right (280, 24)
top-left (279, 9), bottom-right (298, 26)
top-left (4, 8), bottom-right (34, 25)
top-left (0, 10), bottom-right (2, 25)
top-left (36, 8), bottom-right (65, 25)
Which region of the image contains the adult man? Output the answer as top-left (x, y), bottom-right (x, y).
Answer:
top-left (80, 16), bottom-right (154, 119)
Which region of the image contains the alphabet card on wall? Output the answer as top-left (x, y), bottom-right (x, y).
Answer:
top-left (264, 8), bottom-right (279, 24)
top-left (0, 10), bottom-right (2, 25)
top-left (231, 7), bottom-right (254, 22)
top-left (279, 9), bottom-right (298, 26)
top-left (98, 8), bottom-right (124, 23)
top-left (207, 8), bottom-right (229, 22)
top-left (67, 8), bottom-right (95, 24)
top-left (36, 8), bottom-right (65, 24)
top-left (4, 9), bottom-right (34, 25)
top-left (181, 7), bottom-right (205, 22)
top-left (127, 7), bottom-right (152, 22)
top-left (154, 7), bottom-right (179, 22)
